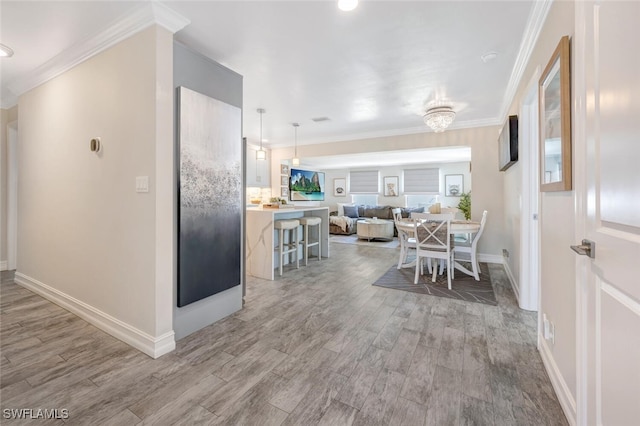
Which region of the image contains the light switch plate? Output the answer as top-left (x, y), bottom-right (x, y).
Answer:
top-left (136, 176), bottom-right (149, 193)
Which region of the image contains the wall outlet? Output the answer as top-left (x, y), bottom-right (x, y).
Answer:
top-left (543, 313), bottom-right (555, 344)
top-left (502, 249), bottom-right (510, 258)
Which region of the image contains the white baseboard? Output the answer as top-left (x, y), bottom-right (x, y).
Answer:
top-left (0, 261), bottom-right (7, 271)
top-left (539, 336), bottom-right (577, 426)
top-left (478, 253), bottom-right (504, 264)
top-left (503, 259), bottom-right (520, 303)
top-left (14, 272), bottom-right (175, 359)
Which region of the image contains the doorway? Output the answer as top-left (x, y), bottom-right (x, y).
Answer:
top-left (518, 70), bottom-right (541, 313)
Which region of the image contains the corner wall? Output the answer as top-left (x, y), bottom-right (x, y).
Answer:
top-left (502, 0), bottom-right (577, 421)
top-left (271, 126), bottom-right (504, 259)
top-left (15, 26), bottom-right (175, 358)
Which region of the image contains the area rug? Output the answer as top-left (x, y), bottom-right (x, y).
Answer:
top-left (372, 262), bottom-right (497, 305)
top-left (329, 234), bottom-right (399, 249)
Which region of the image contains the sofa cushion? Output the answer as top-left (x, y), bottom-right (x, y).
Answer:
top-left (362, 205), bottom-right (393, 219)
top-left (343, 205), bottom-right (360, 218)
top-left (400, 206), bottom-right (425, 218)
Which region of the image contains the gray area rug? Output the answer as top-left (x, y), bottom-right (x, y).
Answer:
top-left (372, 262), bottom-right (497, 305)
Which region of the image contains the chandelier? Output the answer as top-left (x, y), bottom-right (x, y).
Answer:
top-left (423, 106), bottom-right (456, 133)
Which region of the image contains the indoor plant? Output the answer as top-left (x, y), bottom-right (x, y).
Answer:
top-left (458, 192), bottom-right (471, 220)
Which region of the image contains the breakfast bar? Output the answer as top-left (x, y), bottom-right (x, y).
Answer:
top-left (246, 206), bottom-right (330, 280)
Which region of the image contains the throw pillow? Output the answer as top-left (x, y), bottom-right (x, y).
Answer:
top-left (337, 203), bottom-right (354, 217)
top-left (343, 205), bottom-right (359, 218)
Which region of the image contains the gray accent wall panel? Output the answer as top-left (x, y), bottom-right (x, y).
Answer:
top-left (173, 42), bottom-right (243, 336)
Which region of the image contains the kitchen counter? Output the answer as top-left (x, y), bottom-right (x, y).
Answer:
top-left (246, 206), bottom-right (330, 280)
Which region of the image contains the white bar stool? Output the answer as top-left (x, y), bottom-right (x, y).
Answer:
top-left (298, 216), bottom-right (322, 265)
top-left (274, 219), bottom-right (300, 276)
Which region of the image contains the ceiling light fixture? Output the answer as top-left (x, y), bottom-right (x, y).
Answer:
top-left (423, 106), bottom-right (456, 133)
top-left (338, 0), bottom-right (358, 12)
top-left (256, 108), bottom-right (267, 160)
top-left (292, 123), bottom-right (300, 166)
top-left (0, 44), bottom-right (14, 58)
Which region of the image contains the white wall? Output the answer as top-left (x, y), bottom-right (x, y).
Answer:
top-left (15, 26), bottom-right (175, 358)
top-left (271, 126), bottom-right (504, 258)
top-left (0, 106), bottom-right (18, 270)
top-left (502, 0), bottom-right (577, 413)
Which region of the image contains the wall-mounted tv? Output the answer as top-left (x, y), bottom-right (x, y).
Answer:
top-left (499, 115), bottom-right (519, 171)
top-left (290, 168), bottom-right (325, 201)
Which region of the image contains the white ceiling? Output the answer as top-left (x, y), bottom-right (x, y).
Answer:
top-left (1, 0), bottom-right (537, 153)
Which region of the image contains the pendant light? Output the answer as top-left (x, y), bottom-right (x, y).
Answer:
top-left (256, 108), bottom-right (267, 160)
top-left (291, 123), bottom-right (300, 166)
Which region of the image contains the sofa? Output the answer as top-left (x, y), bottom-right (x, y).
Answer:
top-left (329, 204), bottom-right (425, 236)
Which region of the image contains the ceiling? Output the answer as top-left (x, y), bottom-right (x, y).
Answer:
top-left (1, 0), bottom-right (537, 150)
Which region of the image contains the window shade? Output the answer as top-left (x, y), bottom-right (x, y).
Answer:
top-left (403, 168), bottom-right (439, 193)
top-left (349, 170), bottom-right (379, 193)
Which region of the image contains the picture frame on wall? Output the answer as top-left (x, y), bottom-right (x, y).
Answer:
top-left (280, 175), bottom-right (288, 186)
top-left (280, 164), bottom-right (289, 175)
top-left (333, 178), bottom-right (346, 197)
top-left (383, 176), bottom-right (399, 197)
top-left (445, 174), bottom-right (464, 196)
top-left (539, 35), bottom-right (572, 192)
top-left (281, 186), bottom-right (289, 198)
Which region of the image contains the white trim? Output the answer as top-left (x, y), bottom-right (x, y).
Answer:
top-left (14, 272), bottom-right (175, 359)
top-left (503, 259), bottom-right (520, 302)
top-left (477, 253), bottom-right (503, 264)
top-left (267, 118), bottom-right (500, 149)
top-left (498, 0), bottom-right (554, 120)
top-left (5, 2), bottom-right (189, 103)
top-left (0, 261), bottom-right (7, 271)
top-left (7, 121), bottom-right (18, 271)
top-left (539, 337), bottom-right (578, 426)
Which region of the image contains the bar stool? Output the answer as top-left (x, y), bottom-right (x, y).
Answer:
top-left (298, 216), bottom-right (322, 265)
top-left (274, 219), bottom-right (300, 276)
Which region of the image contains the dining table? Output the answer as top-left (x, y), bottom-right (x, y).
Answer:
top-left (395, 218), bottom-right (481, 279)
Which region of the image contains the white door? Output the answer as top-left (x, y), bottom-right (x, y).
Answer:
top-left (575, 1), bottom-right (640, 424)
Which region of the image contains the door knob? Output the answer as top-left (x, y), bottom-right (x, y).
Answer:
top-left (570, 239), bottom-right (595, 258)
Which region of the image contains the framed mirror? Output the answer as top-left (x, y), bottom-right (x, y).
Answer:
top-left (539, 36), bottom-right (571, 192)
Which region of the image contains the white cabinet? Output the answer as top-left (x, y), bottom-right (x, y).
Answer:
top-left (246, 145), bottom-right (270, 187)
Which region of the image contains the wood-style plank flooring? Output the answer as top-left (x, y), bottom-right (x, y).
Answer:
top-left (0, 242), bottom-right (568, 425)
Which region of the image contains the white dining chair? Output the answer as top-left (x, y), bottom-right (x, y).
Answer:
top-left (392, 208), bottom-right (414, 269)
top-left (414, 217), bottom-right (455, 288)
top-left (410, 213), bottom-right (454, 275)
top-left (454, 210), bottom-right (487, 280)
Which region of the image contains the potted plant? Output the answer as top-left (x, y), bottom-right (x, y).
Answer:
top-left (458, 192), bottom-right (471, 220)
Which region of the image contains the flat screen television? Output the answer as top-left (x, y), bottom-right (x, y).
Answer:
top-left (498, 115), bottom-right (519, 171)
top-left (289, 168), bottom-right (325, 201)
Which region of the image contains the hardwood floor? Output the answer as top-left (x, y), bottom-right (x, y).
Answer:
top-left (0, 243), bottom-right (568, 425)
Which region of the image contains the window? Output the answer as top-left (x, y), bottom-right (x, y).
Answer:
top-left (403, 168), bottom-right (439, 194)
top-left (349, 170), bottom-right (379, 193)
top-left (405, 194), bottom-right (439, 208)
top-left (351, 194), bottom-right (379, 206)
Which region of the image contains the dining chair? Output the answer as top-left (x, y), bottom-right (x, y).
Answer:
top-left (392, 208), bottom-right (414, 269)
top-left (453, 210), bottom-right (487, 280)
top-left (414, 216), bottom-right (455, 289)
top-left (411, 213), bottom-right (454, 274)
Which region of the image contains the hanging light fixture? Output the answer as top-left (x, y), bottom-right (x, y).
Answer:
top-left (423, 106), bottom-right (456, 133)
top-left (256, 108), bottom-right (267, 160)
top-left (291, 123), bottom-right (300, 166)
top-left (338, 0), bottom-right (358, 12)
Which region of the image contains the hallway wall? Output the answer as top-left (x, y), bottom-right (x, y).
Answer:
top-left (15, 25), bottom-right (175, 357)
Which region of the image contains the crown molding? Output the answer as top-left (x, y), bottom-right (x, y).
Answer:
top-left (267, 117), bottom-right (501, 149)
top-left (498, 0), bottom-right (554, 121)
top-left (7, 2), bottom-right (190, 99)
